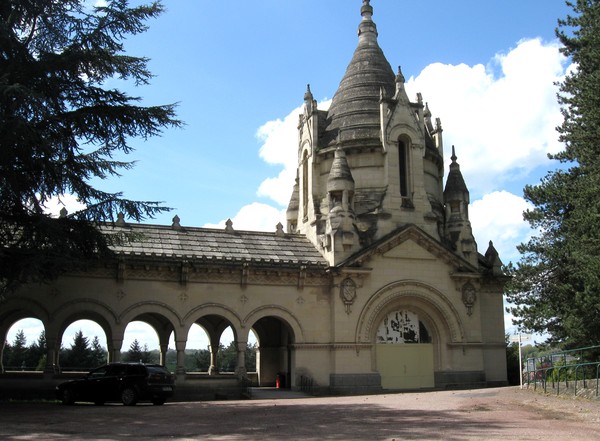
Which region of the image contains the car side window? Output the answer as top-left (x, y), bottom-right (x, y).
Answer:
top-left (106, 365), bottom-right (127, 377)
top-left (88, 366), bottom-right (109, 378)
top-left (126, 365), bottom-right (144, 376)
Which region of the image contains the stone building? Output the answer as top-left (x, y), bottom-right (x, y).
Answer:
top-left (1, 0), bottom-right (507, 395)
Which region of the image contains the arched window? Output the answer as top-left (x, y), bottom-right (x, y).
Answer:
top-left (398, 140), bottom-right (409, 198)
top-left (302, 150), bottom-right (309, 219)
top-left (376, 310), bottom-right (431, 344)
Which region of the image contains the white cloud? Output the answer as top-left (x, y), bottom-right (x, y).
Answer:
top-left (405, 38), bottom-right (569, 195)
top-left (43, 194), bottom-right (87, 218)
top-left (255, 100), bottom-right (332, 207)
top-left (202, 202), bottom-right (286, 232)
top-left (470, 191), bottom-right (534, 264)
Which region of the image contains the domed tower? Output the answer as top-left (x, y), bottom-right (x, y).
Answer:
top-left (288, 0), bottom-right (447, 265)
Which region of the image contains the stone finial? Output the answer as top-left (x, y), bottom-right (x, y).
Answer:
top-left (396, 66), bottom-right (405, 84)
top-left (225, 218), bottom-right (234, 233)
top-left (275, 222), bottom-right (285, 237)
top-left (116, 212), bottom-right (127, 226)
top-left (172, 215), bottom-right (181, 230)
top-left (485, 240), bottom-right (503, 275)
top-left (59, 207), bottom-right (68, 218)
top-left (304, 84), bottom-right (313, 102)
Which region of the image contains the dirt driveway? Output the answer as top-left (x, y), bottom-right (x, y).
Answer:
top-left (1, 387), bottom-right (599, 440)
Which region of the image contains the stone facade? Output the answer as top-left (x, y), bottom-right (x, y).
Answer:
top-left (0, 0), bottom-right (508, 395)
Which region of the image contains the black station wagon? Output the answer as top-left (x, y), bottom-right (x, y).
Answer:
top-left (56, 363), bottom-right (175, 406)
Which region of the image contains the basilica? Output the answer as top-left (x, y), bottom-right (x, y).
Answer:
top-left (1, 0), bottom-right (508, 396)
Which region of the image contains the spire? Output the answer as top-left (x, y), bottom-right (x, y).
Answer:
top-left (444, 146), bottom-right (469, 199)
top-left (327, 147), bottom-right (355, 193)
top-left (322, 0), bottom-right (395, 149)
top-left (304, 83), bottom-right (315, 115)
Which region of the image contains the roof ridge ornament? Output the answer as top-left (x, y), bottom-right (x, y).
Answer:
top-left (172, 215), bottom-right (182, 230)
top-left (225, 218), bottom-right (234, 233)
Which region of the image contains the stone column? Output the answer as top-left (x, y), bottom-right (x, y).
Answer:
top-left (208, 343), bottom-right (219, 375)
top-left (109, 339), bottom-right (123, 363)
top-left (175, 340), bottom-right (186, 375)
top-left (235, 340), bottom-right (247, 378)
top-left (44, 337), bottom-right (59, 375)
top-left (159, 343), bottom-right (169, 366)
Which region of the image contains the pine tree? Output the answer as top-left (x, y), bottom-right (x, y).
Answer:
top-left (90, 335), bottom-right (106, 367)
top-left (125, 339), bottom-right (143, 363)
top-left (27, 330), bottom-right (47, 370)
top-left (7, 329), bottom-right (28, 369)
top-left (63, 330), bottom-right (92, 369)
top-left (506, 0), bottom-right (600, 347)
top-left (0, 0), bottom-right (181, 298)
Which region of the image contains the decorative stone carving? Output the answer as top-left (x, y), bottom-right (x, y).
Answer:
top-left (462, 283), bottom-right (477, 316)
top-left (340, 277), bottom-right (357, 314)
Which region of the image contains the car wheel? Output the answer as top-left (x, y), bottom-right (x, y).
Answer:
top-left (121, 387), bottom-right (138, 406)
top-left (151, 397), bottom-right (166, 405)
top-left (61, 389), bottom-right (75, 405)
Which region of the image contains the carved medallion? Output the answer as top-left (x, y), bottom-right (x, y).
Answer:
top-left (462, 283), bottom-right (477, 316)
top-left (340, 278), bottom-right (357, 314)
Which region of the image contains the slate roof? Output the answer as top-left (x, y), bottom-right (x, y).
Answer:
top-left (103, 223), bottom-right (328, 268)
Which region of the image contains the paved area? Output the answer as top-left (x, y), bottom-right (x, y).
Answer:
top-left (1, 387), bottom-right (599, 440)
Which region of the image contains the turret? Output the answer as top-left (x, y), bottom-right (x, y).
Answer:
top-left (322, 147), bottom-right (359, 264)
top-left (443, 146), bottom-right (478, 266)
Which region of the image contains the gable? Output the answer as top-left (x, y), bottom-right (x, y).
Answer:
top-left (340, 224), bottom-right (479, 273)
top-left (381, 238), bottom-right (436, 261)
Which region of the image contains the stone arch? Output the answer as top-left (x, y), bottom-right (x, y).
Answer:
top-left (0, 297), bottom-right (51, 340)
top-left (0, 297), bottom-right (51, 325)
top-left (356, 280), bottom-right (464, 345)
top-left (387, 124), bottom-right (421, 149)
top-left (244, 306), bottom-right (302, 388)
top-left (183, 303), bottom-right (243, 341)
top-left (243, 305), bottom-right (304, 344)
top-left (120, 302), bottom-right (182, 340)
top-left (53, 299), bottom-right (118, 345)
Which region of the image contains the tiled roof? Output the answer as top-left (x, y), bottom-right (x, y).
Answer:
top-left (103, 223), bottom-right (328, 267)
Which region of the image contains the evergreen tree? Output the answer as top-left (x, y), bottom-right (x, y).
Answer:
top-left (0, 0), bottom-right (181, 298)
top-left (193, 349), bottom-right (211, 372)
top-left (63, 330), bottom-right (92, 369)
top-left (27, 330), bottom-right (47, 370)
top-left (90, 335), bottom-right (107, 367)
top-left (124, 339), bottom-right (151, 363)
top-left (7, 329), bottom-right (27, 369)
top-left (506, 0), bottom-right (600, 347)
top-left (217, 342), bottom-right (237, 372)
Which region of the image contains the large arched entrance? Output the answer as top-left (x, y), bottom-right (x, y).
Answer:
top-left (375, 309), bottom-right (434, 389)
top-left (251, 316), bottom-right (295, 388)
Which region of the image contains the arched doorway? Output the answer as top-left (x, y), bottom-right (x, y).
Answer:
top-left (375, 309), bottom-right (434, 389)
top-left (251, 317), bottom-right (295, 388)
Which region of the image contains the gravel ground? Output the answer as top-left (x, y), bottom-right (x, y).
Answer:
top-left (0, 386), bottom-right (599, 440)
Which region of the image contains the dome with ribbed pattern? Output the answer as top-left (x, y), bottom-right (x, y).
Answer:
top-left (321, 0), bottom-right (395, 150)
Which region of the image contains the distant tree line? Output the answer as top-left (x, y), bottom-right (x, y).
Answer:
top-left (2, 330), bottom-right (257, 373)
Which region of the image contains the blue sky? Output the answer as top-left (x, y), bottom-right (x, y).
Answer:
top-left (9, 0), bottom-right (574, 351)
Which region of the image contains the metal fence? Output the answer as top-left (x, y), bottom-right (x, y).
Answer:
top-left (525, 345), bottom-right (600, 398)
